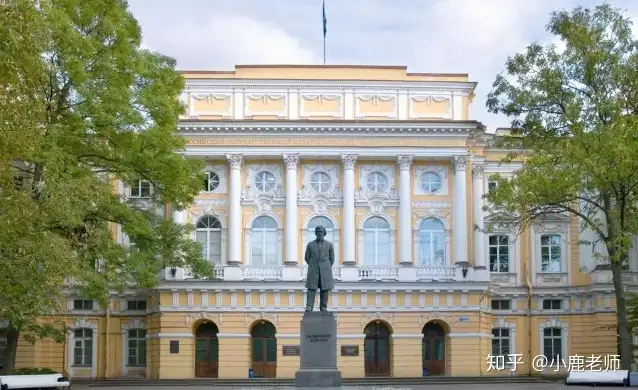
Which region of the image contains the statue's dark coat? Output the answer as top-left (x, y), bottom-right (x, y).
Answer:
top-left (304, 239), bottom-right (335, 290)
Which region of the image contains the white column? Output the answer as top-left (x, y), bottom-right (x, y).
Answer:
top-left (397, 156), bottom-right (413, 266)
top-left (283, 154), bottom-right (299, 265)
top-left (472, 161), bottom-right (487, 269)
top-left (227, 154), bottom-right (243, 266)
top-left (453, 156), bottom-right (469, 266)
top-left (341, 155), bottom-right (358, 265)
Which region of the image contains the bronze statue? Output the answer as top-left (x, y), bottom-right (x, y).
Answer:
top-left (304, 225), bottom-right (335, 311)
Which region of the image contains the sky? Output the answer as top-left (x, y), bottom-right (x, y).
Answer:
top-left (127, 0), bottom-right (638, 131)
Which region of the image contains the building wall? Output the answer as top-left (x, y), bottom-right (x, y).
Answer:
top-left (3, 65), bottom-right (631, 379)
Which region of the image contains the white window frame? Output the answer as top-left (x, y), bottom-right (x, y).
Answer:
top-left (419, 171), bottom-right (443, 195)
top-left (72, 299), bottom-right (94, 311)
top-left (203, 171), bottom-right (220, 193)
top-left (309, 171), bottom-right (332, 193)
top-left (416, 217), bottom-right (447, 266)
top-left (539, 318), bottom-right (568, 370)
top-left (492, 318), bottom-right (516, 364)
top-left (195, 215), bottom-right (223, 265)
top-left (488, 234), bottom-right (511, 273)
top-left (531, 220), bottom-right (570, 286)
top-left (365, 171), bottom-right (389, 193)
top-left (121, 319), bottom-right (147, 377)
top-left (66, 318), bottom-right (98, 378)
top-left (358, 215), bottom-right (395, 266)
top-left (245, 214), bottom-right (283, 266)
top-left (130, 180), bottom-right (151, 198)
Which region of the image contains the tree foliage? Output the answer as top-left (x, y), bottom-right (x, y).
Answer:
top-left (0, 0), bottom-right (212, 372)
top-left (485, 4), bottom-right (638, 369)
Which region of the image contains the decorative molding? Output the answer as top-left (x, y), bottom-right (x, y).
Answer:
top-left (282, 154), bottom-right (299, 170)
top-left (185, 312), bottom-right (223, 325)
top-left (472, 164), bottom-right (485, 177)
top-left (418, 311), bottom-right (457, 326)
top-left (121, 318), bottom-right (147, 376)
top-left (414, 166), bottom-right (449, 196)
top-left (226, 154), bottom-right (243, 170)
top-left (298, 163), bottom-right (342, 208)
top-left (244, 93), bottom-right (287, 118)
top-left (241, 164), bottom-right (285, 203)
top-left (408, 95), bottom-right (452, 119)
top-left (453, 155), bottom-right (468, 171)
top-left (341, 154), bottom-right (358, 170)
top-left (360, 311), bottom-right (396, 326)
top-left (245, 312), bottom-right (281, 327)
top-left (299, 93), bottom-right (343, 118)
top-left (190, 199), bottom-right (229, 221)
top-left (201, 164), bottom-right (228, 194)
top-left (396, 155), bottom-right (413, 171)
top-left (355, 94), bottom-right (397, 119)
top-left (191, 93), bottom-right (233, 118)
top-left (412, 200), bottom-right (452, 209)
top-left (67, 317), bottom-right (98, 378)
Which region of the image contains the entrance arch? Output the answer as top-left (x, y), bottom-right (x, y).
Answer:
top-left (195, 321), bottom-right (219, 378)
top-left (364, 321), bottom-right (391, 377)
top-left (250, 321), bottom-right (277, 378)
top-left (422, 321), bottom-right (447, 375)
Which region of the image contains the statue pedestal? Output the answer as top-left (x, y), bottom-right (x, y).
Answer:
top-left (295, 311), bottom-right (342, 387)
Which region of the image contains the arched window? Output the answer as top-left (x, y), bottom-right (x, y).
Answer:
top-left (251, 216), bottom-right (278, 266)
top-left (363, 217), bottom-right (391, 266)
top-left (307, 216), bottom-right (334, 244)
top-left (196, 216), bottom-right (222, 264)
top-left (418, 218), bottom-right (446, 265)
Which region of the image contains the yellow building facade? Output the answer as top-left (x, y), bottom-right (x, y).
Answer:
top-left (5, 65), bottom-right (631, 379)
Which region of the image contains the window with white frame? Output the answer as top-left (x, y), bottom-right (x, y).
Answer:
top-left (418, 218), bottom-right (445, 265)
top-left (487, 179), bottom-right (499, 194)
top-left (542, 327), bottom-right (563, 361)
top-left (73, 329), bottom-right (93, 366)
top-left (542, 299), bottom-right (562, 310)
top-left (420, 172), bottom-right (442, 194)
top-left (362, 216), bottom-right (391, 265)
top-left (489, 235), bottom-right (510, 272)
top-left (366, 172), bottom-right (388, 193)
top-left (195, 216), bottom-right (222, 264)
top-left (127, 329), bottom-right (147, 366)
top-left (310, 172), bottom-right (331, 193)
top-left (130, 180), bottom-right (151, 198)
top-left (203, 171), bottom-right (220, 192)
top-left (540, 234), bottom-right (562, 273)
top-left (254, 171), bottom-right (276, 192)
top-left (491, 328), bottom-right (510, 357)
top-left (251, 216), bottom-right (278, 266)
top-left (307, 216), bottom-right (334, 244)
top-left (491, 299), bottom-right (511, 310)
top-left (73, 299), bottom-right (93, 310)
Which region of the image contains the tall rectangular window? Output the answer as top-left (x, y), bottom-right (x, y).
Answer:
top-left (127, 329), bottom-right (147, 366)
top-left (73, 329), bottom-right (93, 366)
top-left (489, 235), bottom-right (510, 272)
top-left (491, 328), bottom-right (510, 357)
top-left (540, 234), bottom-right (561, 273)
top-left (543, 327), bottom-right (563, 361)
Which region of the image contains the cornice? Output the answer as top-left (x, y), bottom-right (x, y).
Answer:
top-left (184, 79), bottom-right (477, 94)
top-left (178, 120), bottom-right (484, 136)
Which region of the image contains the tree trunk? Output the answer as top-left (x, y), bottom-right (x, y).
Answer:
top-left (612, 261), bottom-right (633, 370)
top-left (1, 325), bottom-right (20, 374)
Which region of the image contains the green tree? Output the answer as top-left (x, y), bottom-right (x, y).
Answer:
top-left (485, 4), bottom-right (638, 369)
top-left (0, 0), bottom-right (212, 372)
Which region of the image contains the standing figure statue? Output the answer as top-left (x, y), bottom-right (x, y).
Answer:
top-left (304, 225), bottom-right (335, 311)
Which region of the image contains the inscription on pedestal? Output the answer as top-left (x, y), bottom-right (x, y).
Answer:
top-left (306, 334), bottom-right (331, 343)
top-left (296, 312), bottom-right (342, 387)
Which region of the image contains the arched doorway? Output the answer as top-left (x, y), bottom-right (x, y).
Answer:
top-left (195, 322), bottom-right (219, 378)
top-left (251, 321), bottom-right (277, 378)
top-left (364, 321), bottom-right (391, 377)
top-left (422, 321), bottom-right (446, 375)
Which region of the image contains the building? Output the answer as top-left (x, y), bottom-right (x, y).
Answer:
top-left (4, 65), bottom-right (631, 379)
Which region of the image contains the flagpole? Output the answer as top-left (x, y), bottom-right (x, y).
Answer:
top-left (322, 0), bottom-right (327, 65)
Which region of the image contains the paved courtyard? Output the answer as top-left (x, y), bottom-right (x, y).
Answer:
top-left (76, 383), bottom-right (592, 390)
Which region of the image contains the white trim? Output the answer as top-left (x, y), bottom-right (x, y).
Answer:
top-left (299, 93), bottom-right (344, 119)
top-left (486, 231), bottom-right (520, 287)
top-left (156, 305), bottom-right (484, 313)
top-left (201, 164), bottom-right (228, 194)
top-left (245, 213), bottom-right (283, 266)
top-left (414, 216), bottom-right (452, 267)
top-left (121, 318), bottom-right (147, 377)
top-left (539, 317), bottom-right (568, 371)
top-left (448, 333), bottom-right (493, 339)
top-left (184, 146), bottom-right (472, 158)
top-left (531, 219), bottom-right (571, 286)
top-left (147, 333), bottom-right (195, 339)
top-left (414, 165), bottom-right (449, 196)
top-left (67, 317), bottom-right (98, 378)
top-left (358, 214), bottom-right (396, 266)
top-left (492, 317), bottom-right (516, 358)
top-left (391, 333), bottom-right (424, 339)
